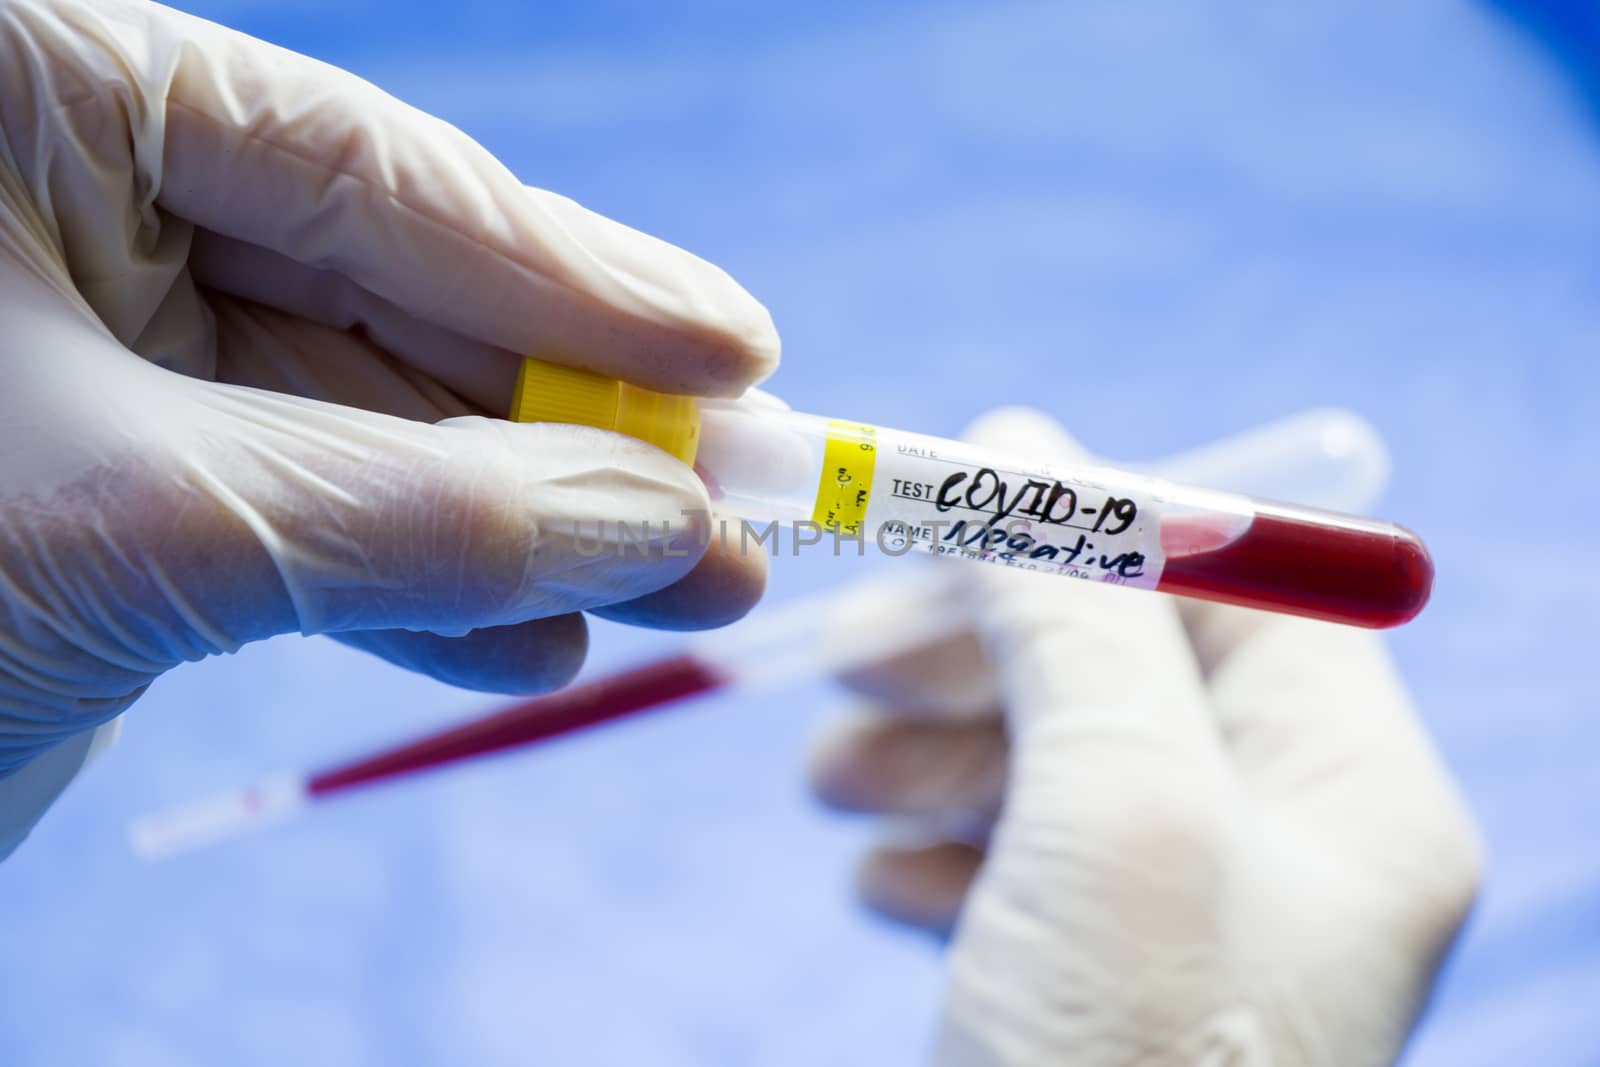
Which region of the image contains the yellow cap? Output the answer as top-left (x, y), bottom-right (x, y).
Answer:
top-left (509, 357), bottom-right (701, 466)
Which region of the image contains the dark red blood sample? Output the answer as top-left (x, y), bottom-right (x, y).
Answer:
top-left (1156, 503), bottom-right (1433, 629)
top-left (307, 654), bottom-right (727, 798)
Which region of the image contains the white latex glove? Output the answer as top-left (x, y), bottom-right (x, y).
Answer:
top-left (810, 410), bottom-right (1482, 1066)
top-left (0, 0), bottom-right (779, 857)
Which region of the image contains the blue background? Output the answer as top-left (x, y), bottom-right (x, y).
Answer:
top-left (4, 1), bottom-right (1598, 1064)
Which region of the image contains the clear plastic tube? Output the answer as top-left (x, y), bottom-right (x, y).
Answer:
top-left (696, 403), bottom-right (1430, 629)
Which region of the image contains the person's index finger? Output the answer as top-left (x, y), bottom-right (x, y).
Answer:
top-left (143, 2), bottom-right (778, 397)
top-left (818, 569), bottom-right (1001, 718)
top-left (830, 629), bottom-right (1001, 720)
top-left (1177, 600), bottom-right (1274, 679)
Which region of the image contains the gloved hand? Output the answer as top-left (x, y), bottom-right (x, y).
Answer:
top-left (810, 410), bottom-right (1481, 1066)
top-left (0, 0), bottom-right (778, 856)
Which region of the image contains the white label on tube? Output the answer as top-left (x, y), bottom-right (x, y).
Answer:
top-left (828, 425), bottom-right (1167, 588)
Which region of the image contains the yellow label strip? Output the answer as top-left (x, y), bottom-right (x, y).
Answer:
top-left (812, 420), bottom-right (879, 535)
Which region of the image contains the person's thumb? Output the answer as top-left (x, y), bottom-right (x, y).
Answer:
top-left (934, 407), bottom-right (1238, 1065)
top-left (954, 410), bottom-right (1233, 887)
top-left (113, 379), bottom-right (710, 654)
top-left (956, 407), bottom-right (1222, 766)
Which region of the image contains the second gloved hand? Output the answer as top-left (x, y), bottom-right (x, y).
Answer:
top-left (810, 409), bottom-right (1482, 1066)
top-left (0, 0), bottom-right (778, 851)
